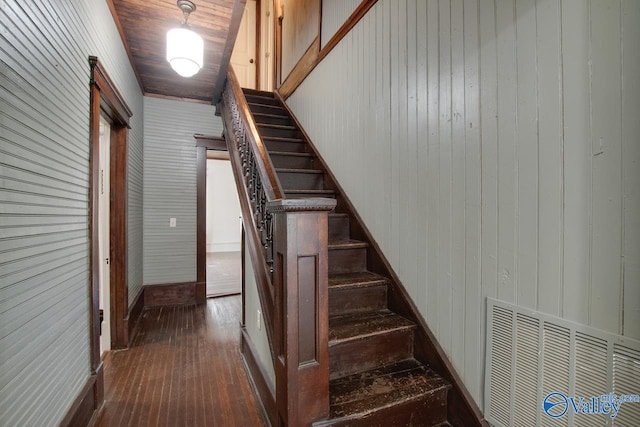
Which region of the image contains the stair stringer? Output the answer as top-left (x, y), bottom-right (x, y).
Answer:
top-left (273, 90), bottom-right (489, 427)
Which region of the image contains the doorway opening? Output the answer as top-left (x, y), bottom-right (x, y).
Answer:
top-left (205, 151), bottom-right (243, 298)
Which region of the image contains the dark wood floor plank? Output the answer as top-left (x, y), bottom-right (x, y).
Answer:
top-left (96, 296), bottom-right (266, 427)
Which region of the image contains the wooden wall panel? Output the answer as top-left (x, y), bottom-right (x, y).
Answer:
top-left (287, 0), bottom-right (640, 411)
top-left (142, 97), bottom-right (222, 285)
top-left (0, 0), bottom-right (143, 425)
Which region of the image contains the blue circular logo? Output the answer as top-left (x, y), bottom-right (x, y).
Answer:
top-left (543, 392), bottom-right (569, 418)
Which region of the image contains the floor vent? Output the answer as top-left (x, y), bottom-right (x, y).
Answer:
top-left (485, 298), bottom-right (640, 427)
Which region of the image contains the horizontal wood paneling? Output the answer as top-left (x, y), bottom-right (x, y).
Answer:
top-left (287, 0), bottom-right (640, 410)
top-left (143, 97), bottom-right (222, 285)
top-left (0, 0), bottom-right (143, 425)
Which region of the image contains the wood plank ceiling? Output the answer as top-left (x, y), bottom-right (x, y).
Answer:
top-left (108, 0), bottom-right (244, 103)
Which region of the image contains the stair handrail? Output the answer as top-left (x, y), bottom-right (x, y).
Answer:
top-left (220, 66), bottom-right (282, 363)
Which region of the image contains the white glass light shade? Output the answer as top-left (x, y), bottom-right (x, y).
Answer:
top-left (166, 27), bottom-right (204, 77)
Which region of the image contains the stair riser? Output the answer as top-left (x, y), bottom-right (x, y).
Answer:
top-left (278, 171), bottom-right (324, 191)
top-left (247, 103), bottom-right (286, 115)
top-left (328, 248), bottom-right (367, 274)
top-left (242, 89), bottom-right (274, 98)
top-left (285, 192), bottom-right (336, 199)
top-left (329, 284), bottom-right (387, 317)
top-left (329, 329), bottom-right (414, 379)
top-left (264, 140), bottom-right (307, 153)
top-left (245, 95), bottom-right (281, 106)
top-left (270, 154), bottom-right (315, 169)
top-left (253, 115), bottom-right (291, 126)
top-left (258, 126), bottom-right (300, 139)
top-left (318, 390), bottom-right (449, 427)
top-left (328, 216), bottom-right (350, 240)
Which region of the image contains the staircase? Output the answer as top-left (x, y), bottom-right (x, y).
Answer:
top-left (242, 88), bottom-right (452, 426)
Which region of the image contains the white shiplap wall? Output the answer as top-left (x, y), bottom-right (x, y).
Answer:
top-left (0, 0), bottom-right (143, 425)
top-left (288, 0), bottom-right (640, 410)
top-left (320, 0), bottom-right (361, 48)
top-left (143, 97), bottom-right (222, 285)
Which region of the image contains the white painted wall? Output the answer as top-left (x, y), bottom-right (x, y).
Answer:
top-left (288, 0), bottom-right (640, 410)
top-left (206, 159), bottom-right (242, 252)
top-left (143, 97), bottom-right (222, 285)
top-left (244, 248), bottom-right (276, 385)
top-left (320, 0), bottom-right (360, 48)
top-left (0, 0), bottom-right (143, 425)
top-left (280, 0), bottom-right (320, 79)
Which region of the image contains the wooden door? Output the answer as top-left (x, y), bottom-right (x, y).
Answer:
top-left (231, 0), bottom-right (257, 88)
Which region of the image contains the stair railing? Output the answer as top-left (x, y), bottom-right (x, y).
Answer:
top-left (220, 66), bottom-right (335, 426)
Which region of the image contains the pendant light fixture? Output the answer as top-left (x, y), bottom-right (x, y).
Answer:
top-left (166, 0), bottom-right (204, 78)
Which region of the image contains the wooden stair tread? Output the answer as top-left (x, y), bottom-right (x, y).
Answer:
top-left (262, 136), bottom-right (305, 143)
top-left (270, 151), bottom-right (314, 158)
top-left (285, 189), bottom-right (335, 196)
top-left (242, 88), bottom-right (274, 97)
top-left (251, 112), bottom-right (289, 120)
top-left (276, 168), bottom-right (323, 174)
top-left (329, 271), bottom-right (389, 289)
top-left (244, 94), bottom-right (278, 102)
top-left (327, 360), bottom-right (450, 419)
top-left (329, 310), bottom-right (415, 344)
top-left (329, 239), bottom-right (369, 250)
top-left (258, 123), bottom-right (297, 131)
top-left (246, 102), bottom-right (285, 110)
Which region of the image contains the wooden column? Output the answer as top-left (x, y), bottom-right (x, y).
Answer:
top-left (268, 198), bottom-right (336, 426)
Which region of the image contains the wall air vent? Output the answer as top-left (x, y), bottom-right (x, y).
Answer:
top-left (485, 298), bottom-right (640, 427)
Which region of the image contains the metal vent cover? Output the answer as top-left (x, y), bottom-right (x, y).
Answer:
top-left (485, 298), bottom-right (640, 427)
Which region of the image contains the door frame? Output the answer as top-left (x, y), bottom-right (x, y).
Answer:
top-left (89, 57), bottom-right (132, 380)
top-left (195, 135), bottom-right (228, 303)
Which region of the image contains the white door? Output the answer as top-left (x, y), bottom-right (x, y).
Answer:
top-left (231, 0), bottom-right (257, 88)
top-left (98, 116), bottom-right (111, 355)
top-left (259, 0), bottom-right (274, 91)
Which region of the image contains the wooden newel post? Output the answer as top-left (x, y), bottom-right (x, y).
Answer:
top-left (268, 198), bottom-right (337, 426)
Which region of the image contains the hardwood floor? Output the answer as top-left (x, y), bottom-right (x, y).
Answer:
top-left (206, 251), bottom-right (242, 297)
top-left (96, 296), bottom-right (266, 427)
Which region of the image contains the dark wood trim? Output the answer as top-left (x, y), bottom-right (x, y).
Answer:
top-left (195, 134), bottom-right (227, 150)
top-left (89, 57), bottom-right (132, 404)
top-left (110, 124), bottom-right (129, 350)
top-left (194, 134), bottom-right (230, 305)
top-left (241, 225), bottom-right (246, 327)
top-left (269, 198), bottom-right (335, 426)
top-left (125, 287), bottom-right (144, 346)
top-left (212, 0), bottom-right (249, 103)
top-left (277, 36), bottom-right (320, 99)
top-left (275, 92), bottom-right (487, 427)
top-left (277, 0), bottom-right (378, 100)
top-left (59, 365), bottom-right (103, 427)
top-left (144, 282), bottom-right (197, 307)
top-left (196, 145), bottom-right (207, 305)
top-left (104, 0), bottom-right (144, 94)
top-left (89, 68), bottom-right (102, 379)
top-left (240, 327), bottom-right (277, 427)
top-left (89, 57), bottom-right (132, 127)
